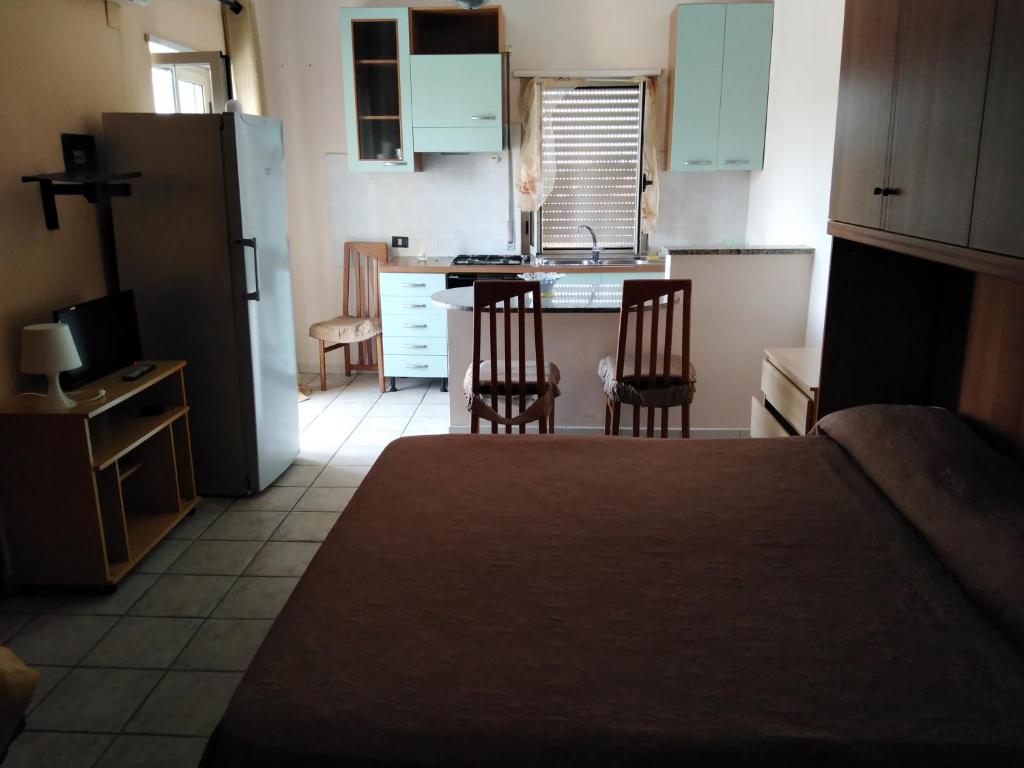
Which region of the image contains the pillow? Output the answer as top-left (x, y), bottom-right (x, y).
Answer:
top-left (817, 404), bottom-right (1024, 649)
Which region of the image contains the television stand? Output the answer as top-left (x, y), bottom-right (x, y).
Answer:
top-left (0, 361), bottom-right (198, 587)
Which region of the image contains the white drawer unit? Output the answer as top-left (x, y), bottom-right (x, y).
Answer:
top-left (379, 271), bottom-right (448, 390)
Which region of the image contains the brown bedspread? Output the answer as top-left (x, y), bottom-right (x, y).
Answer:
top-left (204, 435), bottom-right (1024, 767)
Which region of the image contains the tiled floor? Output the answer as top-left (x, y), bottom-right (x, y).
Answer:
top-left (1, 374), bottom-right (448, 768)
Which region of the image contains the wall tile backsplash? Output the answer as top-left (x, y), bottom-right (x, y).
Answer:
top-left (326, 144), bottom-right (751, 263)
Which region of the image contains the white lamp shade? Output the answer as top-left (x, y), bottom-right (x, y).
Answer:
top-left (21, 323), bottom-right (82, 375)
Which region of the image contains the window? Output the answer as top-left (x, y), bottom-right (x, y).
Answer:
top-left (148, 37), bottom-right (229, 114)
top-left (537, 83), bottom-right (644, 252)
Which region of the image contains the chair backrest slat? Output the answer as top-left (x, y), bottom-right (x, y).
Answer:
top-left (472, 280), bottom-right (548, 433)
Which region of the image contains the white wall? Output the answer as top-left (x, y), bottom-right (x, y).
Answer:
top-left (745, 0), bottom-right (845, 346)
top-left (255, 0), bottom-right (762, 372)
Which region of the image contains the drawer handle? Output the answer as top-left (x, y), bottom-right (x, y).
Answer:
top-left (721, 159), bottom-right (749, 165)
top-left (402, 344), bottom-right (429, 349)
top-left (683, 159), bottom-right (712, 166)
top-left (405, 363), bottom-right (429, 369)
top-left (401, 303), bottom-right (427, 309)
top-left (400, 282), bottom-right (427, 288)
top-left (873, 186), bottom-right (900, 197)
top-left (470, 115), bottom-right (497, 120)
top-left (402, 323), bottom-right (428, 329)
top-left (383, 161), bottom-right (407, 166)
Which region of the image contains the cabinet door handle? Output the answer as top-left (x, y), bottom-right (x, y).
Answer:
top-left (383, 161), bottom-right (407, 166)
top-left (470, 115), bottom-right (497, 120)
top-left (683, 159), bottom-right (712, 166)
top-left (402, 344), bottom-right (428, 349)
top-left (400, 282), bottom-right (426, 288)
top-left (721, 159), bottom-right (749, 165)
top-left (402, 323), bottom-right (428, 329)
top-left (873, 187), bottom-right (900, 197)
top-left (405, 363), bottom-right (429, 369)
top-left (401, 303), bottom-right (427, 309)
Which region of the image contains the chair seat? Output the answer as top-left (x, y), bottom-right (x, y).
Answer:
top-left (309, 315), bottom-right (381, 345)
top-left (464, 360), bottom-right (561, 399)
top-left (598, 354), bottom-right (696, 408)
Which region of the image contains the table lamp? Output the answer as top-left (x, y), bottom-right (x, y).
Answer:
top-left (21, 323), bottom-right (82, 408)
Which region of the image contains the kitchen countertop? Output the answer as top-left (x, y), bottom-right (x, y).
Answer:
top-left (432, 283), bottom-right (670, 313)
top-left (666, 245), bottom-right (814, 255)
top-left (379, 256), bottom-right (665, 274)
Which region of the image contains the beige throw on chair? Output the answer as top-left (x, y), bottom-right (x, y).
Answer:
top-left (308, 242), bottom-right (387, 392)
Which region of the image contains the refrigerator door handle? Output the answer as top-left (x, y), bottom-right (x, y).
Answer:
top-left (235, 237), bottom-right (260, 301)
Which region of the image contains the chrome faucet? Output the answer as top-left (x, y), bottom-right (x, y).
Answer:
top-left (577, 224), bottom-right (600, 261)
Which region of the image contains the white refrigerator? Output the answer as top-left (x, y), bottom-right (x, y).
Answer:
top-left (103, 112), bottom-right (299, 496)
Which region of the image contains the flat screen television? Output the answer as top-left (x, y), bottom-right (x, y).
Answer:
top-left (52, 290), bottom-right (144, 389)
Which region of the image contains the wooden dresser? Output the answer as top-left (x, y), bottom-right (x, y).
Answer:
top-left (750, 347), bottom-right (821, 437)
top-left (0, 361), bottom-right (198, 587)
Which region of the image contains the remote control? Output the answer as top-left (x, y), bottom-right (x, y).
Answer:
top-left (123, 364), bottom-right (156, 381)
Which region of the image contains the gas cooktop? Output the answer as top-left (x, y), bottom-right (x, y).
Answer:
top-left (452, 254), bottom-right (526, 266)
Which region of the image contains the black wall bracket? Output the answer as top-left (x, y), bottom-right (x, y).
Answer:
top-left (21, 171), bottom-right (141, 294)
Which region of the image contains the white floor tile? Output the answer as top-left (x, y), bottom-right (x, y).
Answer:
top-left (368, 401), bottom-right (418, 418)
top-left (229, 486), bottom-right (304, 512)
top-left (294, 486), bottom-right (357, 512)
top-left (403, 418), bottom-right (450, 437)
top-left (313, 466), bottom-right (370, 487)
top-left (272, 465), bottom-right (322, 487)
top-left (413, 403), bottom-right (450, 421)
top-left (330, 446), bottom-right (384, 466)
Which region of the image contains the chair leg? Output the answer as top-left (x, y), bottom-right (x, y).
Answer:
top-left (604, 402), bottom-right (611, 435)
top-left (471, 413), bottom-right (479, 434)
top-left (318, 340), bottom-right (327, 391)
top-left (681, 404), bottom-right (690, 438)
top-left (548, 398), bottom-right (555, 434)
top-left (632, 405), bottom-right (641, 437)
top-left (661, 407), bottom-right (669, 438)
top-left (374, 335), bottom-right (385, 393)
top-left (343, 345), bottom-right (352, 378)
top-left (611, 401), bottom-right (621, 436)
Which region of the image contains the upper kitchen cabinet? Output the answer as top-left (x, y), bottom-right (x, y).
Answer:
top-left (666, 3), bottom-right (773, 173)
top-left (830, 0), bottom-right (997, 246)
top-left (411, 55), bottom-right (502, 152)
top-left (970, 0), bottom-right (1024, 258)
top-left (340, 8), bottom-right (415, 172)
top-left (409, 6), bottom-right (504, 154)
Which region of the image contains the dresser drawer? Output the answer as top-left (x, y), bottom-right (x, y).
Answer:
top-left (384, 354), bottom-right (448, 378)
top-left (379, 272), bottom-right (446, 297)
top-left (749, 396), bottom-right (790, 438)
top-left (383, 336), bottom-right (447, 356)
top-left (760, 359), bottom-right (814, 434)
top-left (382, 314), bottom-right (447, 337)
top-left (380, 294), bottom-right (445, 318)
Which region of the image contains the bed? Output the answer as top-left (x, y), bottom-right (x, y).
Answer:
top-left (203, 405), bottom-right (1024, 767)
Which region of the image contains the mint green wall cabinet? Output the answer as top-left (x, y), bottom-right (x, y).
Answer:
top-left (411, 54), bottom-right (503, 153)
top-left (667, 3), bottom-right (774, 173)
top-left (668, 4), bottom-right (726, 171)
top-left (340, 8), bottom-right (414, 172)
top-left (716, 4), bottom-right (773, 171)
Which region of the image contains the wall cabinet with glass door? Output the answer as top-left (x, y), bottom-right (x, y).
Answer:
top-left (340, 8), bottom-right (415, 172)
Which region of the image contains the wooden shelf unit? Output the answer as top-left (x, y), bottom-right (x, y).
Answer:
top-left (0, 361), bottom-right (199, 587)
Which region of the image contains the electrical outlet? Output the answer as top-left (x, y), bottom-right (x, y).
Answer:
top-left (392, 236), bottom-right (409, 248)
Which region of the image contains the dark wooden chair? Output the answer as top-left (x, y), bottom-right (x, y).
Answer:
top-left (465, 280), bottom-right (561, 434)
top-left (308, 242), bottom-right (387, 392)
top-left (598, 279), bottom-right (695, 437)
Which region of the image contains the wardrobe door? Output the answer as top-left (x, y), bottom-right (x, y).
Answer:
top-left (884, 0), bottom-right (995, 245)
top-left (828, 0), bottom-right (900, 229)
top-left (970, 0), bottom-right (1024, 258)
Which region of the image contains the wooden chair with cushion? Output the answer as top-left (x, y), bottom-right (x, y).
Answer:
top-left (598, 279), bottom-right (695, 437)
top-left (309, 242), bottom-right (387, 392)
top-left (465, 280), bottom-right (561, 434)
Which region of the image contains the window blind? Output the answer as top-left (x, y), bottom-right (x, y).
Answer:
top-left (539, 84), bottom-right (643, 251)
